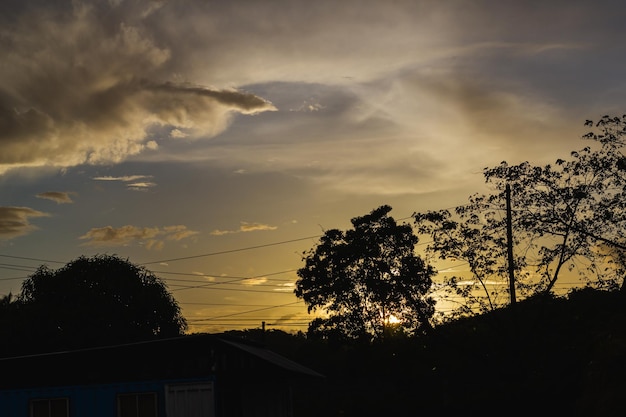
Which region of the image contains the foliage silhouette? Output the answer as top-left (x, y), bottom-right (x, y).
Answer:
top-left (257, 288), bottom-right (626, 417)
top-left (414, 115), bottom-right (626, 317)
top-left (5, 254), bottom-right (186, 354)
top-left (295, 205), bottom-right (436, 342)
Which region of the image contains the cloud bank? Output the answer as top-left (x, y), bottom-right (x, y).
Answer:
top-left (0, 1), bottom-right (275, 174)
top-left (79, 224), bottom-right (199, 250)
top-left (0, 207), bottom-right (49, 239)
top-left (1, 0), bottom-right (622, 198)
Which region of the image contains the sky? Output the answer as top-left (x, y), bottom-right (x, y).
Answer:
top-left (1, 0), bottom-right (625, 334)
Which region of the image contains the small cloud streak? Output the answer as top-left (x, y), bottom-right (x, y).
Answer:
top-left (0, 206), bottom-right (49, 239)
top-left (93, 175), bottom-right (156, 190)
top-left (93, 175), bottom-right (151, 182)
top-left (242, 277), bottom-right (268, 286)
top-left (127, 182), bottom-right (157, 190)
top-left (274, 282), bottom-right (295, 292)
top-left (79, 224), bottom-right (198, 249)
top-left (163, 225), bottom-right (200, 241)
top-left (456, 279), bottom-right (507, 286)
top-left (192, 272), bottom-right (216, 282)
top-left (36, 191), bottom-right (75, 204)
top-left (210, 221), bottom-right (277, 236)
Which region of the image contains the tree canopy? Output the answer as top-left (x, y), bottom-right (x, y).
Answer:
top-left (4, 254), bottom-right (186, 354)
top-left (414, 115), bottom-right (626, 317)
top-left (295, 205), bottom-right (436, 342)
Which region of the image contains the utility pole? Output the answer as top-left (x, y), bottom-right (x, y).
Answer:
top-left (506, 184), bottom-right (517, 306)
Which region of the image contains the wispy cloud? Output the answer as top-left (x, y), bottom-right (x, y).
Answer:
top-left (210, 221), bottom-right (277, 236)
top-left (0, 0), bottom-right (608, 200)
top-left (93, 175), bottom-right (157, 190)
top-left (93, 175), bottom-right (152, 182)
top-left (36, 191), bottom-right (76, 204)
top-left (79, 224), bottom-right (199, 249)
top-left (127, 182), bottom-right (157, 191)
top-left (162, 225), bottom-right (200, 241)
top-left (239, 222), bottom-right (278, 232)
top-left (0, 207), bottom-right (49, 239)
top-left (241, 277), bottom-right (268, 286)
top-left (274, 282), bottom-right (295, 292)
top-left (191, 272), bottom-right (216, 282)
top-left (456, 279), bottom-right (507, 287)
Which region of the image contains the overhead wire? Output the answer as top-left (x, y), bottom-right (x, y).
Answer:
top-left (180, 302), bottom-right (304, 307)
top-left (190, 301), bottom-right (304, 322)
top-left (0, 254), bottom-right (65, 265)
top-left (158, 269), bottom-right (297, 285)
top-left (172, 285), bottom-right (293, 294)
top-left (139, 235), bottom-right (322, 266)
top-left (0, 205), bottom-right (612, 330)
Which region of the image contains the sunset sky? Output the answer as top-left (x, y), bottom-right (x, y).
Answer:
top-left (1, 0), bottom-right (625, 333)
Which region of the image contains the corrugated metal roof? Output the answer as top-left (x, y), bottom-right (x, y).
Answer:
top-left (218, 338), bottom-right (324, 378)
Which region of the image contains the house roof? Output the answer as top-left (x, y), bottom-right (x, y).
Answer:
top-left (218, 338), bottom-right (324, 378)
top-left (0, 333), bottom-right (323, 389)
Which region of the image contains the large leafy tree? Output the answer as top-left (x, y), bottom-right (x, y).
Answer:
top-left (414, 205), bottom-right (530, 318)
top-left (295, 205), bottom-right (436, 342)
top-left (414, 115), bottom-right (626, 317)
top-left (14, 254), bottom-right (187, 353)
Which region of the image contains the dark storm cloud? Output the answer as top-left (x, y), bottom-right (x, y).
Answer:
top-left (0, 206), bottom-right (49, 239)
top-left (2, 0), bottom-right (625, 192)
top-left (0, 0), bottom-right (275, 173)
top-left (126, 0), bottom-right (626, 196)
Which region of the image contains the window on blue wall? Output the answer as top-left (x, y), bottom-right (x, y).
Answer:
top-left (117, 392), bottom-right (158, 417)
top-left (30, 398), bottom-right (69, 417)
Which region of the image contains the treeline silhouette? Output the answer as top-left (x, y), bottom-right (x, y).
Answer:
top-left (1, 255), bottom-right (625, 415)
top-left (230, 287), bottom-right (626, 417)
top-left (0, 254), bottom-right (186, 357)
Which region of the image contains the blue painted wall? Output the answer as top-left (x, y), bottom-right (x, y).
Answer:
top-left (0, 377), bottom-right (214, 417)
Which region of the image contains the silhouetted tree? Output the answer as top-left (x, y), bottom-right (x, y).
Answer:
top-left (295, 205), bottom-right (436, 342)
top-left (414, 115), bottom-right (626, 317)
top-left (414, 203), bottom-right (530, 318)
top-left (0, 293), bottom-right (20, 356)
top-left (15, 254), bottom-right (186, 353)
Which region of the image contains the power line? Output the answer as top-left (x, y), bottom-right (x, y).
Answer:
top-left (171, 285), bottom-right (294, 294)
top-left (139, 235), bottom-right (322, 265)
top-left (193, 323), bottom-right (309, 327)
top-left (0, 275), bottom-right (28, 282)
top-left (0, 262), bottom-right (39, 271)
top-left (186, 317), bottom-right (309, 322)
top-left (168, 275), bottom-right (295, 289)
top-left (166, 277), bottom-right (294, 286)
top-left (158, 269), bottom-right (297, 282)
top-left (0, 254), bottom-right (65, 265)
top-left (168, 273), bottom-right (293, 292)
top-left (180, 302), bottom-right (304, 307)
top-left (0, 207), bottom-right (608, 326)
top-left (191, 301), bottom-right (303, 322)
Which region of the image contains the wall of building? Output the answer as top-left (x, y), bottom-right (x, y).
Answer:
top-left (0, 377), bottom-right (215, 417)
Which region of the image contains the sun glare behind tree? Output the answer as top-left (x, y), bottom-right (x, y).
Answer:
top-left (295, 205), bottom-right (436, 343)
